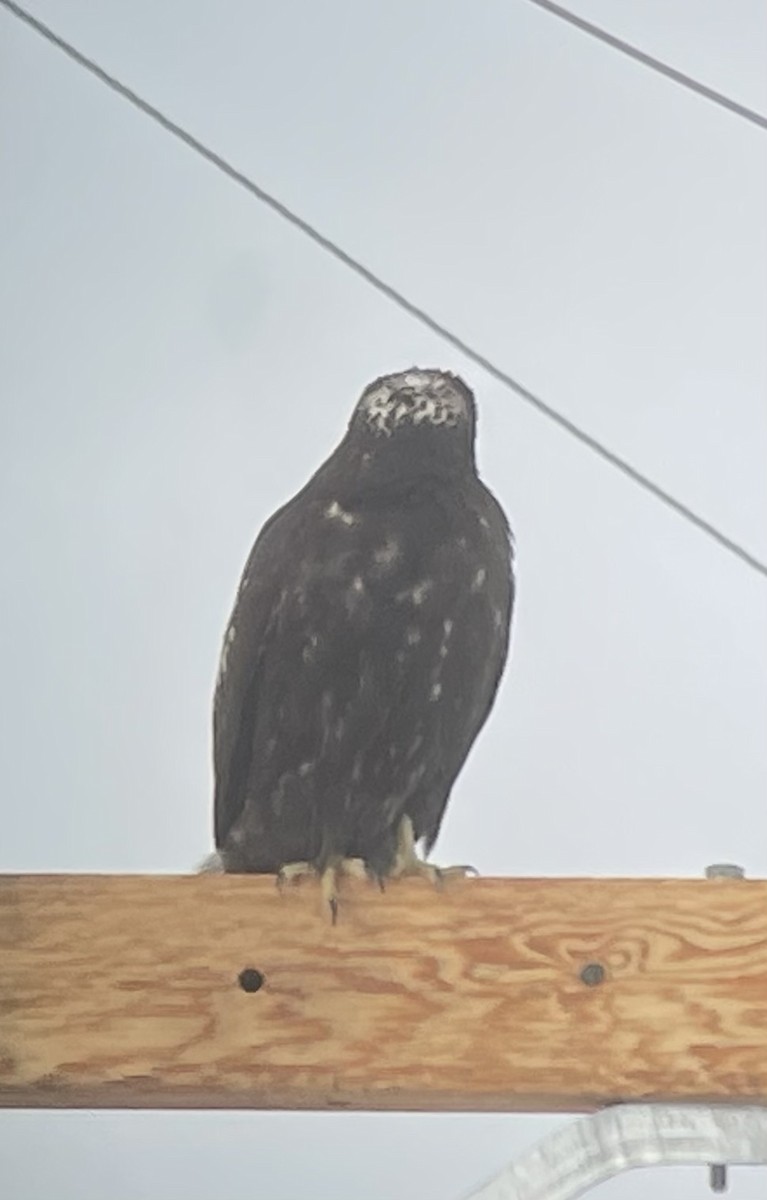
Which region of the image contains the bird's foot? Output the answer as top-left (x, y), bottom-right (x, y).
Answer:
top-left (277, 857), bottom-right (369, 923)
top-left (389, 815), bottom-right (477, 886)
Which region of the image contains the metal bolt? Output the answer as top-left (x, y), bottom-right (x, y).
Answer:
top-left (579, 962), bottom-right (606, 987)
top-left (705, 864), bottom-right (745, 880)
top-left (238, 967), bottom-right (265, 993)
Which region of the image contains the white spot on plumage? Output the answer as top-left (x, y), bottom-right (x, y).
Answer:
top-left (395, 579), bottom-right (432, 605)
top-left (345, 575), bottom-right (366, 614)
top-left (430, 682), bottom-right (443, 701)
top-left (493, 607), bottom-right (504, 630)
top-left (479, 515), bottom-right (491, 530)
top-left (302, 632), bottom-right (319, 664)
top-left (472, 567), bottom-right (487, 591)
top-left (373, 538), bottom-right (400, 568)
top-left (406, 627), bottom-right (421, 645)
top-left (411, 580), bottom-right (432, 605)
top-left (325, 500), bottom-right (357, 526)
top-left (441, 620), bottom-right (455, 654)
top-left (298, 761), bottom-right (314, 777)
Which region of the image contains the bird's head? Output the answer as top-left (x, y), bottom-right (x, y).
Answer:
top-left (345, 368), bottom-right (477, 478)
top-left (355, 369), bottom-right (474, 436)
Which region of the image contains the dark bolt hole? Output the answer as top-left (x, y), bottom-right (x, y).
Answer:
top-left (238, 968), bottom-right (265, 993)
top-left (579, 962), bottom-right (606, 987)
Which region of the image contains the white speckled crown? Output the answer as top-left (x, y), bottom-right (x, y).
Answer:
top-left (357, 369), bottom-right (471, 437)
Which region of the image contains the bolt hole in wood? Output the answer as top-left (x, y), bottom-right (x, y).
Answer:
top-left (238, 968), bottom-right (265, 993)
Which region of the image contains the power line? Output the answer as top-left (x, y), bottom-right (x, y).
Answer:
top-left (3, 0), bottom-right (766, 580)
top-left (523, 0), bottom-right (767, 131)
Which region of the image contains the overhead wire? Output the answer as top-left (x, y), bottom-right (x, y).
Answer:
top-left (523, 0), bottom-right (767, 132)
top-left (2, 0), bottom-right (766, 579)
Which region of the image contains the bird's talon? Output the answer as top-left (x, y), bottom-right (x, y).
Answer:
top-left (388, 816), bottom-right (477, 886)
top-left (440, 863), bottom-right (478, 879)
top-left (277, 860), bottom-right (314, 889)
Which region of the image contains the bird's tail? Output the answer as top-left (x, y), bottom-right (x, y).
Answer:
top-left (196, 850), bottom-right (225, 873)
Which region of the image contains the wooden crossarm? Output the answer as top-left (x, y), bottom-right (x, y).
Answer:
top-left (1, 874), bottom-right (766, 1112)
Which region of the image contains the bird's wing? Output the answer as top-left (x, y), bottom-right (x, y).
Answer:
top-left (212, 485), bottom-right (405, 851)
top-left (412, 492), bottom-right (515, 852)
top-left (212, 500), bottom-right (297, 849)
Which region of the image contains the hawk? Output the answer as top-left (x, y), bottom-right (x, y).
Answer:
top-left (210, 368), bottom-right (514, 917)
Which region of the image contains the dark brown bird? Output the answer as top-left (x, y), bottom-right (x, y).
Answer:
top-left (209, 368), bottom-right (515, 917)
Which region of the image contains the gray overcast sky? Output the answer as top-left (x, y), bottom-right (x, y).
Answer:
top-left (1, 1), bottom-right (766, 1197)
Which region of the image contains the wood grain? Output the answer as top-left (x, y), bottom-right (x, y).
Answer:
top-left (1, 874), bottom-right (767, 1112)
